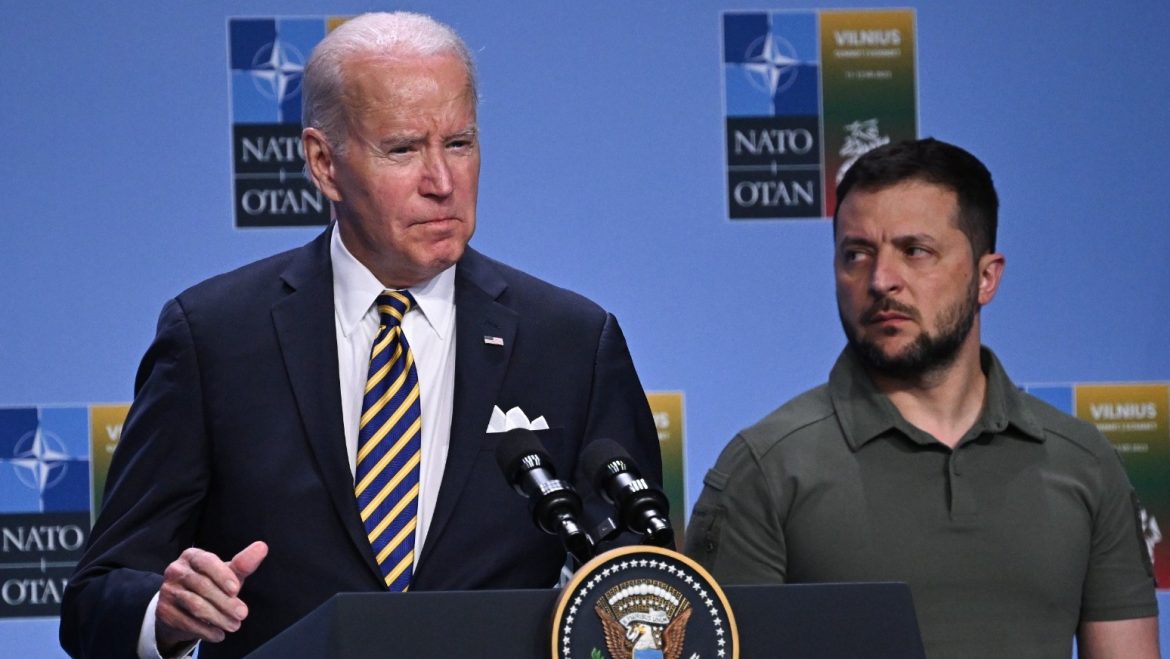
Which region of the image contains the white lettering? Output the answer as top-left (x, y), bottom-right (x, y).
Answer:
top-left (733, 180), bottom-right (816, 208)
top-left (733, 129), bottom-right (815, 156)
top-left (1090, 402), bottom-right (1158, 421)
top-left (1, 525), bottom-right (86, 553)
top-left (241, 189), bottom-right (325, 215)
top-left (834, 29), bottom-right (901, 47)
top-left (2, 578), bottom-right (67, 606)
top-left (653, 412), bottom-right (670, 430)
top-left (240, 136), bottom-right (304, 163)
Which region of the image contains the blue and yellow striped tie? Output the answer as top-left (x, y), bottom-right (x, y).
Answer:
top-left (356, 290), bottom-right (421, 591)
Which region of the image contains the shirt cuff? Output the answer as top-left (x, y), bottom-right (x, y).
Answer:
top-left (138, 592), bottom-right (198, 659)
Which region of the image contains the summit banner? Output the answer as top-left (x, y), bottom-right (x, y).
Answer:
top-left (1025, 383), bottom-right (1170, 589)
top-left (721, 9), bottom-right (917, 220)
top-left (228, 17), bottom-right (349, 228)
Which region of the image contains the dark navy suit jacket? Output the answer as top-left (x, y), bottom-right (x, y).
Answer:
top-left (59, 227), bottom-right (661, 658)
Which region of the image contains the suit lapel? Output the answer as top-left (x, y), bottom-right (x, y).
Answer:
top-left (271, 227), bottom-right (385, 584)
top-left (417, 249), bottom-right (517, 567)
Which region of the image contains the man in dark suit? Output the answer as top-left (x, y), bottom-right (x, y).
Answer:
top-left (60, 12), bottom-right (660, 658)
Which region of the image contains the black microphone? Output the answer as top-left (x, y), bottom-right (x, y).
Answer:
top-left (495, 428), bottom-right (595, 564)
top-left (579, 439), bottom-right (674, 548)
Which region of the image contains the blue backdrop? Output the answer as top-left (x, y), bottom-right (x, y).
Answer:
top-left (3, 1), bottom-right (1168, 655)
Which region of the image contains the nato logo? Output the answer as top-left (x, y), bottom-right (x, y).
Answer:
top-left (0, 407), bottom-right (91, 616)
top-left (0, 407), bottom-right (89, 514)
top-left (229, 17), bottom-right (338, 228)
top-left (722, 12), bottom-right (823, 219)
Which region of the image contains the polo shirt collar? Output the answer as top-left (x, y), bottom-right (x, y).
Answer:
top-left (978, 347), bottom-right (1046, 443)
top-left (829, 345), bottom-right (1047, 452)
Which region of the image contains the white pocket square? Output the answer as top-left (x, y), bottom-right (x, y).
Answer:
top-left (486, 405), bottom-right (549, 432)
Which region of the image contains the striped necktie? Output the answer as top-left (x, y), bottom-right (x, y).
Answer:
top-left (355, 290), bottom-right (422, 591)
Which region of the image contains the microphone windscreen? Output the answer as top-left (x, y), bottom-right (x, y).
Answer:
top-left (578, 438), bottom-right (634, 487)
top-left (494, 427), bottom-right (551, 482)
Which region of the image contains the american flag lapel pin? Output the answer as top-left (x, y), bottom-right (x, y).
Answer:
top-left (483, 335), bottom-right (504, 346)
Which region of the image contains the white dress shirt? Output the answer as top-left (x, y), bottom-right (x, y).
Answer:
top-left (330, 227), bottom-right (457, 560)
top-left (139, 229), bottom-right (457, 658)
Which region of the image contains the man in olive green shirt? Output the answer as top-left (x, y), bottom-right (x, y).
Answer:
top-left (686, 139), bottom-right (1158, 658)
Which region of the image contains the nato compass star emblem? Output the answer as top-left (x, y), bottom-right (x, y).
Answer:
top-left (10, 427), bottom-right (73, 496)
top-left (741, 31), bottom-right (801, 97)
top-left (249, 39), bottom-right (305, 108)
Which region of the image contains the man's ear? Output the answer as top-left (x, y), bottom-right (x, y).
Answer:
top-left (302, 127), bottom-right (343, 203)
top-left (976, 251), bottom-right (1006, 306)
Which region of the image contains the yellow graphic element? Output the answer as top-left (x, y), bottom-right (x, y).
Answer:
top-left (646, 392), bottom-right (686, 548)
top-left (1074, 384), bottom-right (1169, 452)
top-left (89, 404), bottom-right (131, 521)
top-left (325, 16), bottom-right (351, 33)
top-left (647, 392), bottom-right (684, 443)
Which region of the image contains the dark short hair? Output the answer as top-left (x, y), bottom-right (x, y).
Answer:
top-left (834, 138), bottom-right (998, 257)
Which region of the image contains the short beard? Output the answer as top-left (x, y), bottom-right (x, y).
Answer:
top-left (841, 277), bottom-right (979, 382)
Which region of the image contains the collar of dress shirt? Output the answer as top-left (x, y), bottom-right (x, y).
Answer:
top-left (330, 226), bottom-right (456, 339)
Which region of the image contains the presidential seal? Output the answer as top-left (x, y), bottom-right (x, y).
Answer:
top-left (551, 546), bottom-right (738, 659)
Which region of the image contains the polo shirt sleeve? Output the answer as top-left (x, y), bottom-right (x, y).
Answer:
top-left (684, 435), bottom-right (787, 585)
top-left (1080, 448), bottom-right (1158, 622)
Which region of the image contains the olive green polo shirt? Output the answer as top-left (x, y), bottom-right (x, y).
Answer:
top-left (686, 347), bottom-right (1156, 659)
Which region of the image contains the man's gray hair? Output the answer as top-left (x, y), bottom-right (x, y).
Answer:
top-left (302, 12), bottom-right (477, 153)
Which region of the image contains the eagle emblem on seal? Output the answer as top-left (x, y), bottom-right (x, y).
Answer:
top-left (594, 578), bottom-right (692, 659)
